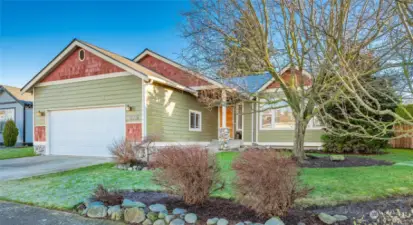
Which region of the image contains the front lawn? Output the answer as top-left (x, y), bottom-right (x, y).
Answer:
top-left (0, 147), bottom-right (36, 160)
top-left (0, 148), bottom-right (413, 209)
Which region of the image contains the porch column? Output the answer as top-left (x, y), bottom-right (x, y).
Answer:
top-left (222, 89), bottom-right (227, 128)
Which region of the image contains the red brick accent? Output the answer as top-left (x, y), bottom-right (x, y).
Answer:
top-left (126, 123), bottom-right (142, 142)
top-left (266, 69), bottom-right (312, 89)
top-left (138, 55), bottom-right (211, 87)
top-left (41, 47), bottom-right (125, 83)
top-left (34, 126), bottom-right (46, 142)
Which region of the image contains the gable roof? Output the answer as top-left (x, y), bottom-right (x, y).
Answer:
top-left (256, 66), bottom-right (312, 92)
top-left (223, 73), bottom-right (273, 93)
top-left (134, 49), bottom-right (224, 88)
top-left (1, 85), bottom-right (33, 105)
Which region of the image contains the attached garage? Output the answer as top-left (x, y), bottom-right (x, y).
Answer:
top-left (48, 107), bottom-right (125, 157)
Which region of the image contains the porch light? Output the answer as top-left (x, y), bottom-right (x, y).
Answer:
top-left (126, 105), bottom-right (132, 111)
top-left (36, 111), bottom-right (44, 117)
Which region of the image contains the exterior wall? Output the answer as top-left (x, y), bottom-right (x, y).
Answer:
top-left (138, 55), bottom-right (211, 87)
top-left (146, 83), bottom-right (218, 142)
top-left (41, 47), bottom-right (124, 83)
top-left (257, 129), bottom-right (323, 143)
top-left (0, 91), bottom-right (25, 144)
top-left (243, 102), bottom-right (253, 143)
top-left (33, 75), bottom-right (142, 154)
top-left (266, 69), bottom-right (312, 89)
top-left (24, 107), bottom-right (33, 143)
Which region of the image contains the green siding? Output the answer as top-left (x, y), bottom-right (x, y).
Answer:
top-left (258, 129), bottom-right (323, 142)
top-left (34, 75), bottom-right (142, 126)
top-left (146, 83), bottom-right (218, 142)
top-left (243, 102), bottom-right (253, 142)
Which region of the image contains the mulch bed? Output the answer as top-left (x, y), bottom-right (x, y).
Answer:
top-left (299, 155), bottom-right (393, 168)
top-left (122, 191), bottom-right (413, 225)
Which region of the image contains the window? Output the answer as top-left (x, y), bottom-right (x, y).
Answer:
top-left (260, 102), bottom-right (294, 129)
top-left (189, 110), bottom-right (202, 131)
top-left (0, 108), bottom-right (15, 132)
top-left (236, 104), bottom-right (242, 130)
top-left (78, 49), bottom-right (85, 61)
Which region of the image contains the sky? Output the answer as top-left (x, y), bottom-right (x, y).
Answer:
top-left (0, 0), bottom-right (192, 87)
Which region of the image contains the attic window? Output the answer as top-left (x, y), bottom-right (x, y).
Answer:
top-left (78, 49), bottom-right (85, 61)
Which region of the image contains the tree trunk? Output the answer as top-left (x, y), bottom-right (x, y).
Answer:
top-left (293, 119), bottom-right (307, 162)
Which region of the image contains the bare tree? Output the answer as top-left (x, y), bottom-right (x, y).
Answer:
top-left (182, 0), bottom-right (413, 161)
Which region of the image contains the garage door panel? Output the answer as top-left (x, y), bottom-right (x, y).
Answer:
top-left (49, 107), bottom-right (125, 157)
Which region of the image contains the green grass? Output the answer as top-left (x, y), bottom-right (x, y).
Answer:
top-left (1, 148), bottom-right (413, 209)
top-left (0, 147), bottom-right (36, 160)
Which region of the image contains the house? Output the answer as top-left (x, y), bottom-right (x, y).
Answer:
top-left (0, 85), bottom-right (33, 145)
top-left (21, 39), bottom-right (322, 157)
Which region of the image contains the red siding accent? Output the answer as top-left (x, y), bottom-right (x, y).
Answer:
top-left (34, 126), bottom-right (46, 142)
top-left (41, 47), bottom-right (124, 83)
top-left (266, 69), bottom-right (312, 89)
top-left (126, 123), bottom-right (142, 142)
top-left (138, 55), bottom-right (211, 87)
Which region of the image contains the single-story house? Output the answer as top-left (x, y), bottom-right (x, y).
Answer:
top-left (21, 39), bottom-right (323, 157)
top-left (0, 85), bottom-right (33, 145)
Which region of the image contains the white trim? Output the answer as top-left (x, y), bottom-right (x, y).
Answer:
top-left (251, 103), bottom-right (254, 143)
top-left (256, 142), bottom-right (323, 147)
top-left (134, 49), bottom-right (224, 88)
top-left (36, 71), bottom-right (131, 87)
top-left (153, 142), bottom-right (210, 146)
top-left (21, 40), bottom-right (149, 94)
top-left (44, 104), bottom-right (127, 113)
top-left (255, 101), bottom-right (259, 143)
top-left (190, 85), bottom-right (219, 90)
top-left (235, 103), bottom-right (243, 132)
top-left (189, 109), bottom-right (202, 132)
top-left (142, 79), bottom-right (147, 139)
top-left (78, 49), bottom-right (85, 61)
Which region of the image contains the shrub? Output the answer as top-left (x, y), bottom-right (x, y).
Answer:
top-left (108, 139), bottom-right (144, 165)
top-left (150, 145), bottom-right (224, 205)
top-left (3, 119), bottom-right (18, 147)
top-left (321, 134), bottom-right (387, 154)
top-left (232, 150), bottom-right (309, 217)
top-left (92, 184), bottom-right (124, 206)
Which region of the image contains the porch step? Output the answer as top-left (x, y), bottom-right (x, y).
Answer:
top-left (207, 139), bottom-right (243, 152)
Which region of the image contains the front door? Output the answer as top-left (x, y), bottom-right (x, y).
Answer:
top-left (219, 106), bottom-right (234, 139)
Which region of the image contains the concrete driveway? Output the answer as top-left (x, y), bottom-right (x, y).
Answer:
top-left (0, 156), bottom-right (112, 181)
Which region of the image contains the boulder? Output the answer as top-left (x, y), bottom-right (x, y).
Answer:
top-left (330, 155), bottom-right (345, 161)
top-left (318, 213), bottom-right (337, 225)
top-left (122, 199), bottom-right (146, 208)
top-left (236, 223), bottom-right (245, 225)
top-left (170, 218), bottom-right (185, 225)
top-left (217, 218), bottom-right (229, 225)
top-left (124, 207), bottom-right (146, 224)
top-left (149, 204), bottom-right (167, 212)
top-left (243, 221), bottom-right (252, 225)
top-left (265, 217), bottom-right (285, 225)
top-left (143, 218), bottom-right (153, 225)
top-left (207, 218), bottom-right (219, 225)
top-left (184, 213), bottom-right (197, 223)
top-left (297, 222), bottom-right (306, 225)
top-left (108, 205), bottom-right (123, 221)
top-left (87, 205), bottom-right (107, 218)
top-left (154, 219), bottom-right (167, 225)
top-left (147, 211), bottom-right (159, 222)
top-left (333, 214), bottom-right (348, 221)
top-left (172, 208), bottom-right (187, 215)
top-left (165, 215), bottom-right (175, 223)
top-left (158, 212), bottom-right (167, 219)
top-left (83, 198), bottom-right (94, 208)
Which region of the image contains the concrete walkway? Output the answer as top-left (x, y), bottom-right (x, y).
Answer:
top-left (0, 156), bottom-right (112, 181)
top-left (0, 201), bottom-right (123, 225)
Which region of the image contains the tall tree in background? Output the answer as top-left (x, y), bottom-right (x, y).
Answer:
top-left (182, 0), bottom-right (413, 161)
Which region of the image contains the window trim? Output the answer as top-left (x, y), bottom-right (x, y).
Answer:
top-left (78, 49), bottom-right (85, 61)
top-left (259, 108), bottom-right (323, 131)
top-left (189, 109), bottom-right (202, 132)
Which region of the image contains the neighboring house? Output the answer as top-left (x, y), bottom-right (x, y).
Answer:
top-left (21, 39), bottom-right (322, 157)
top-left (0, 85), bottom-right (33, 145)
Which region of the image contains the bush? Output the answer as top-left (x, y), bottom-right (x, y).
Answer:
top-left (321, 134), bottom-right (387, 154)
top-left (232, 150), bottom-right (309, 217)
top-left (92, 184), bottom-right (124, 206)
top-left (108, 139), bottom-right (144, 165)
top-left (3, 120), bottom-right (18, 147)
top-left (150, 145), bottom-right (224, 205)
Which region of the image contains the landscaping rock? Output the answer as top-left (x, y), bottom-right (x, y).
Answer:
top-left (170, 218), bottom-right (185, 225)
top-left (333, 214), bottom-right (348, 221)
top-left (87, 205), bottom-right (107, 218)
top-left (124, 207), bottom-right (146, 224)
top-left (128, 167), bottom-right (133, 171)
top-left (217, 218), bottom-right (229, 225)
top-left (236, 222), bottom-right (245, 225)
top-left (265, 217), bottom-right (285, 225)
top-left (207, 218), bottom-right (219, 225)
top-left (147, 211), bottom-right (159, 222)
top-left (159, 212), bottom-right (167, 219)
top-left (142, 167), bottom-right (149, 171)
top-left (184, 213), bottom-right (197, 223)
top-left (297, 222), bottom-right (305, 225)
top-left (154, 219), bottom-right (167, 225)
top-left (172, 208), bottom-right (187, 215)
top-left (165, 215), bottom-right (175, 223)
top-left (143, 218), bottom-right (153, 225)
top-left (243, 221), bottom-right (252, 225)
top-left (330, 155), bottom-right (345, 161)
top-left (318, 213), bottom-right (337, 224)
top-left (89, 201), bottom-right (104, 207)
top-left (150, 204), bottom-right (167, 212)
top-left (108, 205), bottom-right (123, 221)
top-left (83, 198), bottom-right (94, 208)
top-left (253, 223), bottom-right (264, 225)
top-left (81, 209), bottom-right (88, 216)
top-left (122, 199), bottom-right (146, 208)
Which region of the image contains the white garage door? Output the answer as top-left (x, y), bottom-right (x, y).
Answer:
top-left (49, 107), bottom-right (125, 157)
